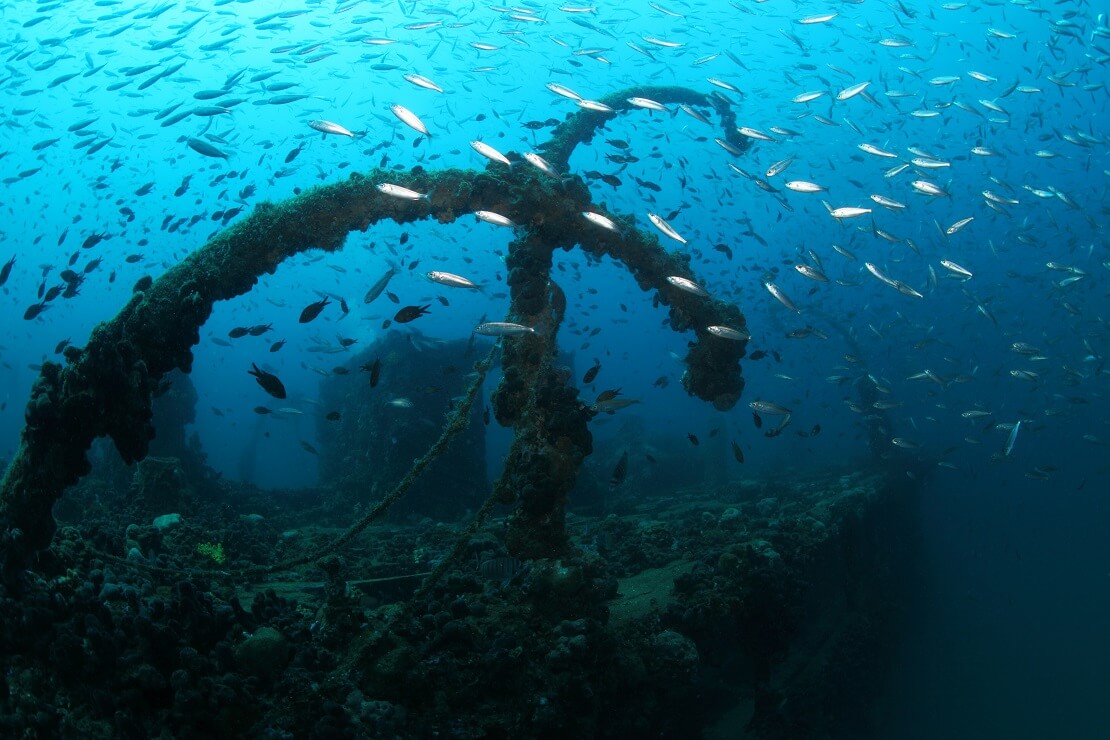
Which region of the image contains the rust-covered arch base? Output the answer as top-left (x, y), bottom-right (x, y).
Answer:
top-left (0, 85), bottom-right (750, 576)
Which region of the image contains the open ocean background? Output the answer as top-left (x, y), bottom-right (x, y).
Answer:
top-left (1, 1), bottom-right (1107, 737)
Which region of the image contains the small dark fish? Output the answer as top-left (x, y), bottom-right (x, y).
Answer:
top-left (248, 363), bottom-right (286, 399)
top-left (595, 388), bottom-right (622, 404)
top-left (749, 350), bottom-right (767, 360)
top-left (254, 406), bottom-right (273, 414)
top-left (299, 296), bottom-right (330, 323)
top-left (269, 339), bottom-right (286, 352)
top-left (731, 440), bottom-right (745, 463)
top-left (82, 232), bottom-right (109, 249)
top-left (0, 255), bottom-right (14, 286)
top-left (752, 412), bottom-right (763, 429)
top-left (810, 424), bottom-right (821, 436)
top-left (54, 338), bottom-right (70, 354)
top-left (361, 358), bottom-right (382, 387)
top-left (687, 433), bottom-right (700, 446)
top-left (300, 441), bottom-right (318, 455)
top-left (394, 304), bottom-right (430, 323)
top-left (582, 359), bottom-right (601, 385)
top-left (478, 556), bottom-right (524, 581)
top-left (610, 450), bottom-right (629, 490)
top-left (248, 323), bottom-right (272, 336)
top-left (325, 411), bottom-right (341, 421)
top-left (24, 302), bottom-right (49, 320)
top-left (228, 326), bottom-right (250, 338)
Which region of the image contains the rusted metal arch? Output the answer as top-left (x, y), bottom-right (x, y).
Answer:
top-left (0, 85), bottom-right (750, 576)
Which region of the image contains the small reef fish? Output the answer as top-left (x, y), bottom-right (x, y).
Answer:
top-left (394, 305), bottom-right (430, 323)
top-left (248, 363), bottom-right (286, 399)
top-left (609, 450), bottom-right (629, 490)
top-left (578, 358), bottom-right (600, 384)
top-left (0, 256), bottom-right (14, 286)
top-left (299, 297), bottom-right (330, 323)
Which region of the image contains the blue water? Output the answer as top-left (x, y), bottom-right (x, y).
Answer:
top-left (1, 1), bottom-right (1107, 737)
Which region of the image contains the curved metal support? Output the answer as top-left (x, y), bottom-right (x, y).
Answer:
top-left (0, 85), bottom-right (752, 575)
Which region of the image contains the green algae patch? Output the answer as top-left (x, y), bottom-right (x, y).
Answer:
top-left (609, 559), bottom-right (695, 626)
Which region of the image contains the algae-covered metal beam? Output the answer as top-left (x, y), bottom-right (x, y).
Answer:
top-left (0, 84), bottom-right (752, 575)
top-left (537, 84), bottom-right (748, 171)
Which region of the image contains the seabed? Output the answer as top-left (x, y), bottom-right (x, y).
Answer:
top-left (1, 459), bottom-right (918, 739)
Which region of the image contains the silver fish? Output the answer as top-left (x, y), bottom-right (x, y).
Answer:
top-left (582, 211), bottom-right (620, 232)
top-left (474, 321), bottom-right (536, 336)
top-left (403, 73), bottom-right (443, 93)
top-left (363, 267), bottom-right (396, 304)
top-left (707, 325), bottom-right (750, 341)
top-left (390, 104), bottom-right (429, 136)
top-left (750, 400), bottom-right (792, 415)
top-left (471, 140), bottom-right (511, 167)
top-left (309, 119), bottom-right (354, 137)
top-left (764, 282), bottom-right (799, 313)
top-left (377, 183), bottom-right (429, 200)
top-left (647, 212), bottom-right (687, 244)
top-left (666, 276), bottom-right (709, 296)
top-left (474, 210), bottom-right (515, 227)
top-left (427, 271), bottom-right (480, 289)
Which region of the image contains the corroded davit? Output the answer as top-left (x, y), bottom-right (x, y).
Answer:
top-left (0, 85), bottom-right (750, 575)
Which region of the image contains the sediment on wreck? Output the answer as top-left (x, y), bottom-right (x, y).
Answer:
top-left (0, 85), bottom-right (751, 578)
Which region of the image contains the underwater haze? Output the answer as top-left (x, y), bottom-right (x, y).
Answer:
top-left (0, 0), bottom-right (1108, 738)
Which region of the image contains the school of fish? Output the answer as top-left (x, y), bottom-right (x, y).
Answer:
top-left (0, 1), bottom-right (1106, 485)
